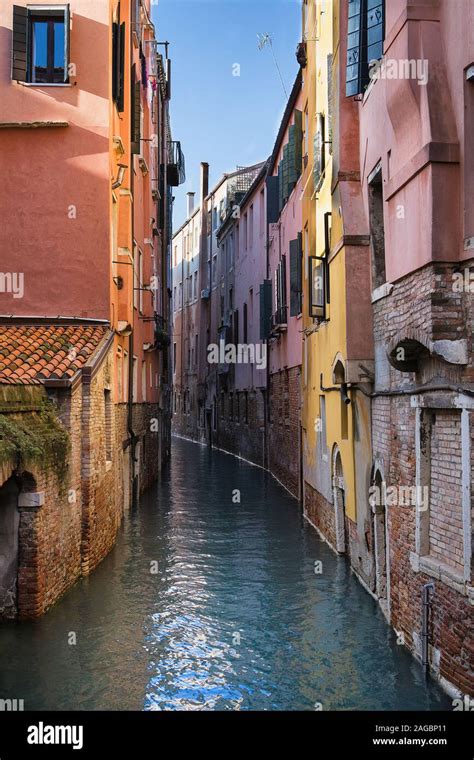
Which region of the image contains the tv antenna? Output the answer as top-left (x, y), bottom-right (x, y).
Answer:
top-left (257, 33), bottom-right (288, 99)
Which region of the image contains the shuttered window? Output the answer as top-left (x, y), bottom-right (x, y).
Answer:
top-left (346, 0), bottom-right (385, 97)
top-left (259, 280), bottom-right (272, 340)
top-left (289, 234), bottom-right (303, 317)
top-left (131, 64), bottom-right (141, 155)
top-left (275, 255), bottom-right (287, 325)
top-left (112, 10), bottom-right (125, 112)
top-left (12, 4), bottom-right (70, 84)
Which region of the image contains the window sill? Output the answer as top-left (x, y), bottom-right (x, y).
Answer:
top-left (19, 82), bottom-right (72, 87)
top-left (410, 552), bottom-right (471, 595)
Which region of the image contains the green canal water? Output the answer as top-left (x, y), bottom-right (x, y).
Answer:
top-left (0, 437), bottom-right (451, 710)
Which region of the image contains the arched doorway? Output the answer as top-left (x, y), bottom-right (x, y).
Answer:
top-left (0, 476), bottom-right (20, 619)
top-left (370, 464), bottom-right (390, 615)
top-left (332, 447), bottom-right (346, 553)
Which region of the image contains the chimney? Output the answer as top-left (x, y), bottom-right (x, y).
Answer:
top-left (186, 192), bottom-right (195, 218)
top-left (200, 162), bottom-right (209, 205)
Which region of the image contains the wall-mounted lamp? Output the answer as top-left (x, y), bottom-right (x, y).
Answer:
top-left (112, 163), bottom-right (128, 190)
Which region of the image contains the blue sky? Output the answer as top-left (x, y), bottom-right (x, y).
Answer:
top-left (151, 0), bottom-right (301, 229)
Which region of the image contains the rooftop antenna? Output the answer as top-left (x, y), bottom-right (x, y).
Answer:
top-left (257, 33), bottom-right (288, 99)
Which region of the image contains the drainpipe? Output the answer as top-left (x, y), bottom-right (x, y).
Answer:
top-left (421, 582), bottom-right (435, 673)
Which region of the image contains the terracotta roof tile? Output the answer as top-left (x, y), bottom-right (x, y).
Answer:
top-left (0, 325), bottom-right (109, 385)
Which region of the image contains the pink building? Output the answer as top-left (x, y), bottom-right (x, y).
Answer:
top-left (344, 0), bottom-right (474, 695)
top-left (266, 72), bottom-right (303, 497)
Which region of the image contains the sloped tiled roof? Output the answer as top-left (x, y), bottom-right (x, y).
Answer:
top-left (0, 324), bottom-right (109, 385)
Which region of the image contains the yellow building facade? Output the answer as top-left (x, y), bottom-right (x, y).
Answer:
top-left (301, 0), bottom-right (376, 592)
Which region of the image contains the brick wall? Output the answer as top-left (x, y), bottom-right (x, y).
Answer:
top-left (216, 388), bottom-right (265, 466)
top-left (269, 367), bottom-right (301, 497)
top-left (429, 410), bottom-right (464, 574)
top-left (371, 260), bottom-right (474, 696)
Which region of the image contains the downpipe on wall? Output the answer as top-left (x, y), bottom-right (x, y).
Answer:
top-left (422, 582), bottom-right (435, 673)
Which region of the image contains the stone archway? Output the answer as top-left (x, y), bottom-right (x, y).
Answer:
top-left (332, 446), bottom-right (346, 554)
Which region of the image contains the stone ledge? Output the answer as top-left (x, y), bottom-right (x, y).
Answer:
top-left (0, 121), bottom-right (69, 129)
top-left (18, 491), bottom-right (45, 510)
top-left (410, 551), bottom-right (471, 596)
top-left (371, 282), bottom-right (394, 303)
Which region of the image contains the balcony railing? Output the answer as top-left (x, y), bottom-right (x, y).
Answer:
top-left (167, 140), bottom-right (185, 186)
top-left (154, 314), bottom-right (170, 349)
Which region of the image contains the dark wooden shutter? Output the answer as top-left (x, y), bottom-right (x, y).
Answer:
top-left (294, 109), bottom-right (303, 174)
top-left (266, 175), bottom-right (279, 224)
top-left (233, 308), bottom-right (239, 345)
top-left (117, 22), bottom-right (125, 111)
top-left (131, 65), bottom-right (141, 154)
top-left (259, 280), bottom-right (272, 340)
top-left (12, 5), bottom-right (28, 82)
top-left (112, 22), bottom-right (118, 101)
top-left (289, 238), bottom-right (302, 316)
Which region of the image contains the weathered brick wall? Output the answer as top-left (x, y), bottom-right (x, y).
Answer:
top-left (216, 389), bottom-right (265, 466)
top-left (372, 260), bottom-right (474, 696)
top-left (304, 481), bottom-right (337, 549)
top-left (269, 367), bottom-right (301, 498)
top-left (429, 410), bottom-right (464, 574)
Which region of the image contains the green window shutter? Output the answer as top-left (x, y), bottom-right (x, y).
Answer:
top-left (289, 238), bottom-right (302, 316)
top-left (278, 159), bottom-right (284, 213)
top-left (288, 125), bottom-right (297, 193)
top-left (259, 280), bottom-right (272, 340)
top-left (283, 144), bottom-right (289, 202)
top-left (12, 5), bottom-right (28, 82)
top-left (266, 175), bottom-right (279, 224)
top-left (294, 109), bottom-right (303, 176)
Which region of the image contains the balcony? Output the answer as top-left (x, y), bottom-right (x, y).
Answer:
top-left (271, 305), bottom-right (288, 335)
top-left (167, 141), bottom-right (186, 187)
top-left (154, 314), bottom-right (171, 349)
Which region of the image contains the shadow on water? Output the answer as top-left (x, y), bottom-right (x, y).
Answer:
top-left (0, 438), bottom-right (451, 711)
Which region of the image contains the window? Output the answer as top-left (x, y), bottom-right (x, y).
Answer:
top-left (138, 249), bottom-right (144, 313)
top-left (244, 391), bottom-right (249, 424)
top-left (141, 360), bottom-right (147, 402)
top-left (104, 389), bottom-right (112, 461)
top-left (213, 206), bottom-right (218, 231)
top-left (289, 234), bottom-right (303, 316)
top-left (193, 271), bottom-right (198, 300)
top-left (12, 5), bottom-right (70, 85)
top-left (259, 190), bottom-right (265, 236)
top-left (243, 213), bottom-right (248, 251)
top-left (249, 205), bottom-right (254, 249)
top-left (368, 164), bottom-right (386, 288)
top-left (274, 256), bottom-right (287, 325)
top-left (132, 357), bottom-right (138, 402)
top-left (243, 302), bottom-right (248, 343)
top-left (346, 0), bottom-right (385, 97)
top-left (112, 8), bottom-right (125, 110)
top-left (173, 342), bottom-right (177, 372)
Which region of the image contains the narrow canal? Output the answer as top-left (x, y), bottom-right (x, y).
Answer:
top-left (0, 438), bottom-right (449, 711)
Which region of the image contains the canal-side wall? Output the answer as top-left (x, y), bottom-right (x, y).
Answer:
top-left (215, 389), bottom-right (266, 467)
top-left (268, 367), bottom-right (301, 498)
top-left (370, 261), bottom-right (474, 697)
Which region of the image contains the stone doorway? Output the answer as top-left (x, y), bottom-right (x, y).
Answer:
top-left (332, 447), bottom-right (347, 554)
top-left (0, 476), bottom-right (20, 619)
